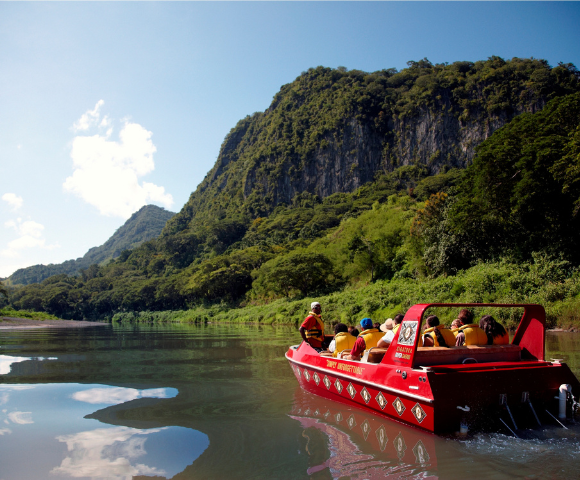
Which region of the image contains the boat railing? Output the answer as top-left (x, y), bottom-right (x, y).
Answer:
top-left (376, 303), bottom-right (546, 369)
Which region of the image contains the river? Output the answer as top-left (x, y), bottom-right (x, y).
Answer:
top-left (0, 324), bottom-right (579, 479)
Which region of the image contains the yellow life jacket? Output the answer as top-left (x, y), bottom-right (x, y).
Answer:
top-left (359, 328), bottom-right (384, 350)
top-left (304, 312), bottom-right (325, 343)
top-left (455, 324), bottom-right (488, 345)
top-left (422, 326), bottom-right (456, 347)
top-left (333, 332), bottom-right (357, 357)
top-left (493, 331), bottom-right (510, 345)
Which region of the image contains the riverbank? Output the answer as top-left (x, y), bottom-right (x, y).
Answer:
top-left (0, 316), bottom-right (108, 329)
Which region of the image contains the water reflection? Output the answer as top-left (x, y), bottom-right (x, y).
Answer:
top-left (0, 383), bottom-right (209, 480)
top-left (289, 387), bottom-right (438, 479)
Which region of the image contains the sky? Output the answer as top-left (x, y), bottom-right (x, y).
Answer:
top-left (1, 2), bottom-right (579, 278)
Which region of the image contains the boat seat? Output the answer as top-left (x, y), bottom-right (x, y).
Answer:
top-left (320, 351), bottom-right (333, 357)
top-left (367, 347), bottom-right (388, 363)
top-left (415, 344), bottom-right (522, 366)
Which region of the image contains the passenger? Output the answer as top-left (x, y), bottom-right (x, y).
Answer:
top-left (374, 322), bottom-right (381, 330)
top-left (299, 302), bottom-right (326, 352)
top-left (421, 315), bottom-right (456, 347)
top-left (452, 309), bottom-right (487, 346)
top-left (347, 318), bottom-right (383, 361)
top-left (392, 313), bottom-right (405, 336)
top-left (479, 315), bottom-right (509, 345)
top-left (329, 323), bottom-right (357, 358)
top-left (377, 318), bottom-right (395, 348)
top-left (348, 326), bottom-right (360, 337)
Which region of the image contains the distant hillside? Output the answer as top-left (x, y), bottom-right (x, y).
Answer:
top-left (6, 58), bottom-right (580, 320)
top-left (8, 205), bottom-right (175, 285)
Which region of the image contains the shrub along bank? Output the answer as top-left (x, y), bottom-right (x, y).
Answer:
top-left (112, 254), bottom-right (580, 330)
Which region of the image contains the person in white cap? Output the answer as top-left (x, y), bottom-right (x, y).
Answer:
top-left (299, 301), bottom-right (325, 352)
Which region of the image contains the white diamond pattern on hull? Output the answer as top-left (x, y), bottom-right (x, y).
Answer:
top-left (323, 375), bottom-right (331, 390)
top-left (376, 391), bottom-right (387, 410)
top-left (313, 372), bottom-right (320, 385)
top-left (303, 370), bottom-right (310, 382)
top-left (360, 386), bottom-right (371, 404)
top-left (334, 378), bottom-right (343, 393)
top-left (412, 403), bottom-right (427, 423)
top-left (393, 397), bottom-right (406, 416)
top-left (346, 382), bottom-right (357, 399)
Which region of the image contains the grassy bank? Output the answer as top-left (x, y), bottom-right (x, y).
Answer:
top-left (0, 308), bottom-right (58, 321)
top-left (112, 255), bottom-right (580, 330)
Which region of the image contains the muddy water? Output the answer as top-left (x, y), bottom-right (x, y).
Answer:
top-left (0, 324), bottom-right (579, 479)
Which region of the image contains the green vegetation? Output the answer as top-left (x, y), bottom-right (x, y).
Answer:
top-left (7, 205), bottom-right (174, 286)
top-left (0, 307), bottom-right (58, 321)
top-left (3, 58), bottom-right (580, 329)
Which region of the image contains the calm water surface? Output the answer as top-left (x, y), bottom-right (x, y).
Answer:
top-left (1, 324), bottom-right (580, 480)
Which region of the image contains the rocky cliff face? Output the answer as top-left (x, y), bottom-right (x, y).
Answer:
top-left (165, 58), bottom-right (579, 234)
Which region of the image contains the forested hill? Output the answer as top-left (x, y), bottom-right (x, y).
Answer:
top-left (5, 57), bottom-right (580, 321)
top-left (164, 57), bottom-right (579, 236)
top-left (8, 205), bottom-right (175, 286)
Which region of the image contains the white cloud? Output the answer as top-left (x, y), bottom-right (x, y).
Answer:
top-left (7, 411), bottom-right (33, 424)
top-left (0, 427), bottom-right (12, 435)
top-left (51, 426), bottom-right (167, 479)
top-left (71, 387), bottom-right (175, 405)
top-left (1, 219), bottom-right (58, 260)
top-left (64, 119), bottom-right (173, 219)
top-left (73, 100), bottom-right (105, 132)
top-left (0, 355), bottom-right (31, 375)
top-left (2, 193), bottom-right (23, 211)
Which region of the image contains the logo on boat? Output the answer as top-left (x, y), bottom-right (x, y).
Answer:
top-left (360, 387), bottom-right (371, 404)
top-left (412, 403), bottom-right (427, 423)
top-left (376, 391), bottom-right (387, 410)
top-left (334, 378), bottom-right (343, 393)
top-left (346, 382), bottom-right (357, 399)
top-left (397, 320), bottom-right (418, 346)
top-left (323, 375), bottom-right (331, 390)
top-left (313, 372), bottom-right (320, 385)
top-left (393, 397), bottom-right (406, 416)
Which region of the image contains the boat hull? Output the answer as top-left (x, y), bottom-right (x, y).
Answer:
top-left (286, 343), bottom-right (580, 434)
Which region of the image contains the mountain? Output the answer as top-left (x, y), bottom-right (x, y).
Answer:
top-left (8, 205), bottom-right (175, 285)
top-left (164, 57), bottom-right (579, 237)
top-left (6, 57), bottom-right (580, 319)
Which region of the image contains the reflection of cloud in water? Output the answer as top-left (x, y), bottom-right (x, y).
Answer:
top-left (72, 387), bottom-right (176, 405)
top-left (0, 355), bottom-right (31, 374)
top-left (7, 411), bottom-right (33, 424)
top-left (52, 426), bottom-right (168, 479)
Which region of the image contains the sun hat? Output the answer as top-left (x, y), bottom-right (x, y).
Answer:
top-left (311, 301), bottom-right (321, 310)
top-left (380, 318), bottom-right (394, 332)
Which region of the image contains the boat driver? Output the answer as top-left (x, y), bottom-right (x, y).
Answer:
top-left (347, 318), bottom-right (383, 360)
top-left (299, 302), bottom-right (326, 352)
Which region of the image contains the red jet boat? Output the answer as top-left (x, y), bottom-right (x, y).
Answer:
top-left (286, 303), bottom-right (580, 434)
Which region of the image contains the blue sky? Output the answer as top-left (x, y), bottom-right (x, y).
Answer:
top-left (1, 2), bottom-right (579, 278)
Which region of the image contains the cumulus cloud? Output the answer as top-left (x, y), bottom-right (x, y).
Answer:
top-left (2, 193), bottom-right (23, 210)
top-left (52, 426), bottom-right (167, 479)
top-left (73, 99), bottom-right (105, 132)
top-left (64, 109), bottom-right (174, 219)
top-left (71, 386), bottom-right (176, 405)
top-left (1, 219), bottom-right (58, 259)
top-left (0, 355), bottom-right (32, 375)
top-left (7, 411), bottom-right (33, 424)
